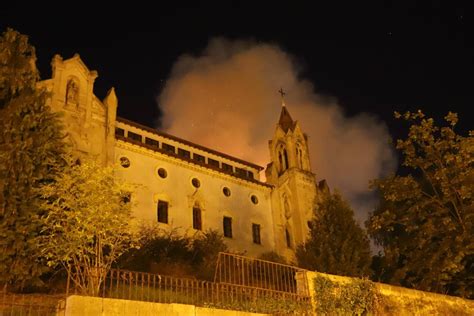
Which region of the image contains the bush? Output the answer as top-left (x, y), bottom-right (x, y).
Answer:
top-left (258, 251), bottom-right (287, 265)
top-left (116, 228), bottom-right (228, 280)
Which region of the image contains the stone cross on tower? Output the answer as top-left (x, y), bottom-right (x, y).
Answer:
top-left (278, 88), bottom-right (286, 107)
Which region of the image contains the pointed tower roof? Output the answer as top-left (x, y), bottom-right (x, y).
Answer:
top-left (277, 88), bottom-right (296, 132)
top-left (278, 106), bottom-right (296, 132)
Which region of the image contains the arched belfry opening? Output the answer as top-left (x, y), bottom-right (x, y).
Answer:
top-left (277, 143), bottom-right (289, 173)
top-left (296, 143), bottom-right (304, 169)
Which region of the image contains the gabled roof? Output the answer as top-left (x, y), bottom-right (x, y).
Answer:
top-left (278, 105), bottom-right (296, 133)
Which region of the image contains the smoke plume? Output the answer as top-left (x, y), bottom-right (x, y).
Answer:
top-left (158, 38), bottom-right (396, 221)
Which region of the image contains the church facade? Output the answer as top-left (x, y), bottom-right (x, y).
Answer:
top-left (40, 54), bottom-right (329, 260)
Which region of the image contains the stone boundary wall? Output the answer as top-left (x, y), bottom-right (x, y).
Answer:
top-left (305, 271), bottom-right (474, 315)
top-left (64, 295), bottom-right (269, 316)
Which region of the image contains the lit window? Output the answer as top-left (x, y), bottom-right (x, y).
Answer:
top-left (157, 200), bottom-right (169, 224)
top-left (223, 216), bottom-right (232, 238)
top-left (192, 178), bottom-right (201, 188)
top-left (252, 224), bottom-right (261, 245)
top-left (120, 157), bottom-right (130, 168)
top-left (157, 168), bottom-right (167, 178)
top-left (193, 207), bottom-right (202, 230)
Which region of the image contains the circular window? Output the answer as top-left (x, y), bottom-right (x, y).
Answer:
top-left (223, 187), bottom-right (231, 197)
top-left (251, 195), bottom-right (259, 205)
top-left (157, 168), bottom-right (167, 178)
top-left (120, 157), bottom-right (130, 168)
top-left (191, 178), bottom-right (201, 188)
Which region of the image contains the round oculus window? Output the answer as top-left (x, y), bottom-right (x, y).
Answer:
top-left (191, 178), bottom-right (201, 188)
top-left (120, 157), bottom-right (130, 168)
top-left (251, 195), bottom-right (259, 205)
top-left (157, 168), bottom-right (167, 178)
top-left (223, 187), bottom-right (231, 197)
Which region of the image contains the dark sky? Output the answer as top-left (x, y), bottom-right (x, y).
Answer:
top-left (1, 1), bottom-right (471, 140)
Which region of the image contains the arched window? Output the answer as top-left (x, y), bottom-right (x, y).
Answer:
top-left (157, 200), bottom-right (169, 224)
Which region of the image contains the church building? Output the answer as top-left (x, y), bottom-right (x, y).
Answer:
top-left (40, 54), bottom-right (329, 260)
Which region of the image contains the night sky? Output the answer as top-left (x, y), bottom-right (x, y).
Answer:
top-left (1, 1), bottom-right (472, 155)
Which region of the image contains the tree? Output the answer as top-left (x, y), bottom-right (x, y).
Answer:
top-left (191, 229), bottom-right (228, 280)
top-left (296, 191), bottom-right (371, 277)
top-left (366, 111), bottom-right (473, 298)
top-left (0, 28), bottom-right (68, 291)
top-left (39, 159), bottom-right (137, 296)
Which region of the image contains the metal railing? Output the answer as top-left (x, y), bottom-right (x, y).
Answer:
top-left (214, 252), bottom-right (309, 295)
top-left (0, 292), bottom-right (65, 316)
top-left (66, 268), bottom-right (311, 314)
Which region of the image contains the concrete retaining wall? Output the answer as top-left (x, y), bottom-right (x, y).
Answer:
top-left (64, 295), bottom-right (269, 316)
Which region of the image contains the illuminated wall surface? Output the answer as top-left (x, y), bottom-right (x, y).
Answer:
top-left (40, 54), bottom-right (329, 259)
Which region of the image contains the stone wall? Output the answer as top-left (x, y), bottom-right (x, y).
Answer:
top-left (305, 271), bottom-right (474, 315)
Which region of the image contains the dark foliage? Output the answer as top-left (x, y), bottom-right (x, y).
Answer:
top-left (0, 29), bottom-right (68, 291)
top-left (366, 111), bottom-right (473, 298)
top-left (296, 191), bottom-right (371, 277)
top-left (117, 229), bottom-right (228, 280)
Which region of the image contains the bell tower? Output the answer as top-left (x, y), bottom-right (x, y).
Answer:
top-left (266, 89), bottom-right (322, 259)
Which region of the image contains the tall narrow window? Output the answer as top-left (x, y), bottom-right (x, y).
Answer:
top-left (283, 149), bottom-right (289, 170)
top-left (157, 200), bottom-right (169, 224)
top-left (252, 224), bottom-right (261, 245)
top-left (223, 216), bottom-right (233, 238)
top-left (278, 145), bottom-right (289, 172)
top-left (285, 228), bottom-right (292, 248)
top-left (193, 206), bottom-right (202, 230)
top-left (296, 145), bottom-right (304, 169)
